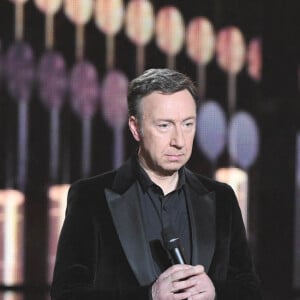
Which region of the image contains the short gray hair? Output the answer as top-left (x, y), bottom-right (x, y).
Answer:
top-left (127, 68), bottom-right (198, 121)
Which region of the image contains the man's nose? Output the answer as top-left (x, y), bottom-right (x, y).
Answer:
top-left (170, 126), bottom-right (185, 148)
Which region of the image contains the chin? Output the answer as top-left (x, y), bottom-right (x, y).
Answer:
top-left (160, 163), bottom-right (184, 174)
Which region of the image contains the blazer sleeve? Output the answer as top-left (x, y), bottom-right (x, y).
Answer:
top-left (50, 182), bottom-right (151, 300)
top-left (211, 185), bottom-right (262, 300)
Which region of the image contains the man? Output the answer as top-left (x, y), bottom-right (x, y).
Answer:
top-left (51, 68), bottom-right (261, 300)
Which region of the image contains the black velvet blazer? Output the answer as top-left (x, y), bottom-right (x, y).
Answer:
top-left (51, 157), bottom-right (262, 300)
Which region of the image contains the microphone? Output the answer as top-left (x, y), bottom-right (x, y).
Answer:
top-left (162, 227), bottom-right (187, 265)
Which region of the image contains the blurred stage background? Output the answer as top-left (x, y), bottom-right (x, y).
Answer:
top-left (0, 0), bottom-right (299, 299)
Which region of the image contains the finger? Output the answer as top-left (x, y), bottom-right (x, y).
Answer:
top-left (170, 265), bottom-right (205, 282)
top-left (172, 290), bottom-right (192, 300)
top-left (162, 264), bottom-right (194, 278)
top-left (152, 277), bottom-right (193, 300)
top-left (185, 273), bottom-right (215, 298)
top-left (171, 276), bottom-right (198, 293)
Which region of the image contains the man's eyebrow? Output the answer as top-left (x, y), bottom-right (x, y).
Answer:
top-left (183, 116), bottom-right (196, 121)
top-left (155, 116), bottom-right (196, 122)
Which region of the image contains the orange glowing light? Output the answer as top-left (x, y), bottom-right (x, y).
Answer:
top-left (0, 190), bottom-right (25, 285)
top-left (47, 184), bottom-right (70, 282)
top-left (216, 26), bottom-right (246, 74)
top-left (215, 167), bottom-right (248, 231)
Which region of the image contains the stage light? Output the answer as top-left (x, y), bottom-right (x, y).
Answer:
top-left (0, 189), bottom-right (25, 285)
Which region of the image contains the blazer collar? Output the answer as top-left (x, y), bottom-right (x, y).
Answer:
top-left (105, 157), bottom-right (157, 285)
top-left (111, 156), bottom-right (137, 193)
top-left (184, 168), bottom-right (216, 272)
top-left (105, 184), bottom-right (157, 286)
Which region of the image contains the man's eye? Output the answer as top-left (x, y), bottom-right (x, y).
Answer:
top-left (158, 123), bottom-right (169, 128)
top-left (184, 121), bottom-right (194, 127)
top-left (157, 123), bottom-right (171, 130)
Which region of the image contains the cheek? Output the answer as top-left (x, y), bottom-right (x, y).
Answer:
top-left (186, 134), bottom-right (196, 149)
top-left (145, 136), bottom-right (170, 155)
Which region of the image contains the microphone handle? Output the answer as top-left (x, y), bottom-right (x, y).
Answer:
top-left (170, 247), bottom-right (186, 264)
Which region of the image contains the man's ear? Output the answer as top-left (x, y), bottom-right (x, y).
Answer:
top-left (128, 116), bottom-right (141, 142)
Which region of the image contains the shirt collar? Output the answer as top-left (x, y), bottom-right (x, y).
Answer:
top-left (133, 154), bottom-right (186, 193)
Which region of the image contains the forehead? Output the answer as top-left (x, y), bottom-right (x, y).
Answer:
top-left (140, 90), bottom-right (197, 118)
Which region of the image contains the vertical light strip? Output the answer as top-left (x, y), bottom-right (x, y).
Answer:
top-left (48, 184), bottom-right (70, 283)
top-left (4, 196), bottom-right (17, 284)
top-left (293, 133), bottom-right (300, 289)
top-left (0, 190), bottom-right (24, 285)
top-left (215, 167), bottom-right (248, 232)
top-left (3, 291), bottom-right (22, 300)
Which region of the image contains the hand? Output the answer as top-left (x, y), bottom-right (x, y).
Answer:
top-left (151, 264), bottom-right (215, 300)
top-left (184, 268), bottom-right (215, 300)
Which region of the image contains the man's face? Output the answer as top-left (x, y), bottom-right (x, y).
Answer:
top-left (129, 89), bottom-right (197, 176)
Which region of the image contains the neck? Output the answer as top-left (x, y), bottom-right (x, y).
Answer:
top-left (138, 158), bottom-right (179, 195)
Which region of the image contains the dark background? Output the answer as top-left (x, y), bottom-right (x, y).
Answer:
top-left (0, 0), bottom-right (300, 299)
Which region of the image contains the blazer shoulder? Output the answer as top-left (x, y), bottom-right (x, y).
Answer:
top-left (69, 170), bottom-right (117, 196)
top-left (186, 169), bottom-right (238, 208)
top-left (187, 169), bottom-right (234, 193)
top-left (62, 171), bottom-right (117, 215)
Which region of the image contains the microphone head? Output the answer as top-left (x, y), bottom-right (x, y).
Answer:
top-left (161, 227), bottom-right (181, 250)
top-left (162, 226), bottom-right (187, 265)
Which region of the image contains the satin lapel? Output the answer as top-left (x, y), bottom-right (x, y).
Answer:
top-left (185, 179), bottom-right (216, 272)
top-left (105, 184), bottom-right (157, 286)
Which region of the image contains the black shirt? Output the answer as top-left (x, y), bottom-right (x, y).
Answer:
top-left (134, 156), bottom-right (191, 275)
